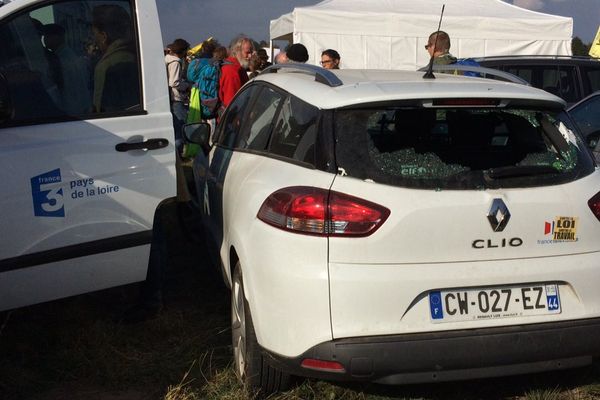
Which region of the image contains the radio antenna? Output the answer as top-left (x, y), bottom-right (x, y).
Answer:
top-left (423, 4), bottom-right (445, 79)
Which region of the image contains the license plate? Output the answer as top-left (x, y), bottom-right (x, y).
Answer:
top-left (429, 284), bottom-right (561, 323)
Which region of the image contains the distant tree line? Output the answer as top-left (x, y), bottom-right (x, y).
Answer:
top-left (572, 36), bottom-right (592, 56)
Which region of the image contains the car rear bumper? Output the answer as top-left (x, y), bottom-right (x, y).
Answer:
top-left (264, 318), bottom-right (600, 384)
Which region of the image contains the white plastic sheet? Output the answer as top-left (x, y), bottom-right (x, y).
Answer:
top-left (270, 0), bottom-right (573, 70)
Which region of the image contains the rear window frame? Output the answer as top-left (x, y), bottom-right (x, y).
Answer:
top-left (332, 100), bottom-right (595, 190)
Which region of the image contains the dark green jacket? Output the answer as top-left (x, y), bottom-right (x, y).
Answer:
top-left (433, 53), bottom-right (458, 65)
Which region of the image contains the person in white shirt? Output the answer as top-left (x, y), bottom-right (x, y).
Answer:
top-left (165, 38), bottom-right (190, 146)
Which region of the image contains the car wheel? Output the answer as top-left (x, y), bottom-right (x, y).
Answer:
top-left (231, 262), bottom-right (290, 396)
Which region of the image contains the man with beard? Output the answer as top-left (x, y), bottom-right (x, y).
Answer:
top-left (219, 35), bottom-right (254, 111)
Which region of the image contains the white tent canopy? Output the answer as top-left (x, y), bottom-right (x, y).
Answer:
top-left (270, 0), bottom-right (573, 70)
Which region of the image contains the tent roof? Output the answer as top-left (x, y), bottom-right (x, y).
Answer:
top-left (270, 0), bottom-right (572, 41)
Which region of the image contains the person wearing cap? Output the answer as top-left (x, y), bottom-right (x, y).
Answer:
top-left (286, 43), bottom-right (309, 63)
top-left (257, 48), bottom-right (272, 69)
top-left (186, 37), bottom-right (219, 136)
top-left (165, 38), bottom-right (190, 144)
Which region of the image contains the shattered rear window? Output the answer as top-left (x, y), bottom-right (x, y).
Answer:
top-left (334, 105), bottom-right (594, 189)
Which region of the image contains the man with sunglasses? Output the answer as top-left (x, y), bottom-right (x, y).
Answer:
top-left (425, 30), bottom-right (480, 76)
top-left (425, 30), bottom-right (457, 65)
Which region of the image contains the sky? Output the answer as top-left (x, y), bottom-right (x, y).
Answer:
top-left (156, 0), bottom-right (599, 49)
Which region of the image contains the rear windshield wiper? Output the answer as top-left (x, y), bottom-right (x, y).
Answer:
top-left (485, 165), bottom-right (558, 179)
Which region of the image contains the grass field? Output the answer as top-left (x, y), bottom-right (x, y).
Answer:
top-left (2, 203), bottom-right (600, 400)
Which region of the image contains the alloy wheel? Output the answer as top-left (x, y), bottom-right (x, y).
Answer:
top-left (231, 270), bottom-right (247, 380)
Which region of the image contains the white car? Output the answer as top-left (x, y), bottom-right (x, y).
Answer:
top-left (184, 64), bottom-right (600, 395)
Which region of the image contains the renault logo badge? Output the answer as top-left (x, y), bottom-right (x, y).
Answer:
top-left (488, 199), bottom-right (510, 232)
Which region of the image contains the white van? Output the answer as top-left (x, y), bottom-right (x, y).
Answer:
top-left (0, 0), bottom-right (176, 311)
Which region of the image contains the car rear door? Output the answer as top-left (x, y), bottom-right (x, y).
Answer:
top-left (327, 104), bottom-right (600, 339)
top-left (220, 87), bottom-right (336, 355)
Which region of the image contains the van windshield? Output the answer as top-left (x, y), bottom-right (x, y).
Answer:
top-left (334, 106), bottom-right (594, 189)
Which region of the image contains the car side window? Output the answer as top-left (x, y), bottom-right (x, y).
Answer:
top-left (268, 95), bottom-right (319, 165)
top-left (570, 94), bottom-right (600, 141)
top-left (216, 86), bottom-right (255, 148)
top-left (0, 0), bottom-right (141, 126)
top-left (238, 86), bottom-right (284, 151)
top-left (582, 67), bottom-right (600, 94)
top-left (544, 66), bottom-right (578, 103)
top-left (506, 67), bottom-right (532, 84)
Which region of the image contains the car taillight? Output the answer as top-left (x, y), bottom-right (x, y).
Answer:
top-left (257, 186), bottom-right (390, 237)
top-left (589, 192), bottom-right (600, 222)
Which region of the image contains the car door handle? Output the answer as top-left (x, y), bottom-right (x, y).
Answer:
top-left (115, 138), bottom-right (169, 152)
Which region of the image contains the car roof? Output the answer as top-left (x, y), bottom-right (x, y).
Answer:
top-left (253, 67), bottom-right (566, 109)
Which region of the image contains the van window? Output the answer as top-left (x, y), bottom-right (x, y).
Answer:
top-left (0, 0), bottom-right (141, 125)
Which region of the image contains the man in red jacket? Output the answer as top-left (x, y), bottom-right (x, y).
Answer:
top-left (219, 35), bottom-right (254, 110)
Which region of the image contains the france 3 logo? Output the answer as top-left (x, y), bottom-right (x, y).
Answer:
top-left (30, 169), bottom-right (65, 217)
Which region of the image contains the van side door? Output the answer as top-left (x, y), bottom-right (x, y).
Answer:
top-left (0, 0), bottom-right (176, 311)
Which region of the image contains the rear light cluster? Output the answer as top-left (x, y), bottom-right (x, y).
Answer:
top-left (589, 192), bottom-right (600, 222)
top-left (257, 186), bottom-right (390, 237)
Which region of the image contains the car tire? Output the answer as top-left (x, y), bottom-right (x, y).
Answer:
top-left (231, 262), bottom-right (291, 397)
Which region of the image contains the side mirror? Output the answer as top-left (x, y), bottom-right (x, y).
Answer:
top-left (0, 73), bottom-right (12, 125)
top-left (182, 122), bottom-right (211, 155)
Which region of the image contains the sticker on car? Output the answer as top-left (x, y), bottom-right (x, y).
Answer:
top-left (30, 169), bottom-right (121, 218)
top-left (541, 216), bottom-right (579, 243)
